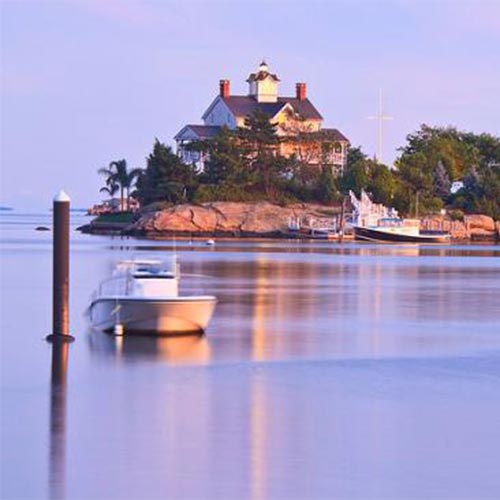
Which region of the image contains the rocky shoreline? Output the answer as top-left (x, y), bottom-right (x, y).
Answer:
top-left (79, 202), bottom-right (500, 242)
top-left (421, 214), bottom-right (500, 241)
top-left (127, 202), bottom-right (340, 238)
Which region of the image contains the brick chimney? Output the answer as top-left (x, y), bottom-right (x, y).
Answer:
top-left (296, 82), bottom-right (306, 101)
top-left (219, 79), bottom-right (230, 98)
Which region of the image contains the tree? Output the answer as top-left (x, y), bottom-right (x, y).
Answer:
top-left (135, 140), bottom-right (198, 206)
top-left (188, 126), bottom-right (250, 186)
top-left (394, 125), bottom-right (500, 216)
top-left (398, 124), bottom-right (479, 181)
top-left (339, 147), bottom-right (370, 196)
top-left (98, 159), bottom-right (142, 211)
top-left (345, 146), bottom-right (365, 167)
top-left (368, 163), bottom-right (395, 206)
top-left (433, 160), bottom-right (451, 199)
top-left (239, 110), bottom-right (283, 197)
top-left (457, 132), bottom-right (500, 170)
top-left (452, 165), bottom-right (500, 219)
top-left (99, 182), bottom-right (119, 198)
top-left (316, 166), bottom-right (340, 204)
top-left (394, 151), bottom-right (441, 216)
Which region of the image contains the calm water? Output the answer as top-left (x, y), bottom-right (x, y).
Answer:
top-left (1, 212), bottom-right (500, 499)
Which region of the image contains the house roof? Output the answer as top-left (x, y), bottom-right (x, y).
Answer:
top-left (186, 125), bottom-right (221, 138)
top-left (316, 128), bottom-right (350, 142)
top-left (284, 128), bottom-right (350, 144)
top-left (175, 124), bottom-right (221, 141)
top-left (246, 71), bottom-right (280, 83)
top-left (221, 96), bottom-right (323, 121)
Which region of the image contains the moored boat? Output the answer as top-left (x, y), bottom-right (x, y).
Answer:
top-left (349, 190), bottom-right (450, 244)
top-left (87, 258), bottom-right (217, 335)
top-left (354, 218), bottom-right (450, 243)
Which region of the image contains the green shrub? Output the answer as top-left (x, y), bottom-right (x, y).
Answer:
top-left (447, 209), bottom-right (464, 221)
top-left (193, 184), bottom-right (263, 203)
top-left (93, 212), bottom-right (135, 224)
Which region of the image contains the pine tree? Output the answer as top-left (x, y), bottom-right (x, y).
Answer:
top-left (240, 110), bottom-right (282, 197)
top-left (197, 126), bottom-right (249, 186)
top-left (316, 166), bottom-right (339, 203)
top-left (433, 160), bottom-right (451, 199)
top-left (135, 140), bottom-right (197, 205)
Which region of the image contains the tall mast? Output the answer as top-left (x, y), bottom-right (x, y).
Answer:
top-left (368, 88), bottom-right (393, 164)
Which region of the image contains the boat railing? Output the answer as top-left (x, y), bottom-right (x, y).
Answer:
top-left (94, 274), bottom-right (130, 299)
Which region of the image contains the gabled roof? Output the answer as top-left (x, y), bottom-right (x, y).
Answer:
top-left (317, 128), bottom-right (350, 142)
top-left (186, 125), bottom-right (222, 138)
top-left (220, 96), bottom-right (284, 119)
top-left (246, 71), bottom-right (280, 83)
top-left (175, 124), bottom-right (221, 141)
top-left (220, 95), bottom-right (323, 121)
top-left (278, 97), bottom-right (323, 121)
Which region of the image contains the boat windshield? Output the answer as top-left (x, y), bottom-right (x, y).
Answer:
top-left (377, 218), bottom-right (403, 227)
top-left (115, 257), bottom-right (178, 278)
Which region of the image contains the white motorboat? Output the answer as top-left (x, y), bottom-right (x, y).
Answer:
top-left (87, 258), bottom-right (217, 335)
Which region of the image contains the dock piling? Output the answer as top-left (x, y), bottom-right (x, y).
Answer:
top-left (47, 191), bottom-right (74, 342)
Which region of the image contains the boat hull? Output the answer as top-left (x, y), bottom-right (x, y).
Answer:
top-left (354, 226), bottom-right (450, 243)
top-left (88, 296), bottom-right (217, 335)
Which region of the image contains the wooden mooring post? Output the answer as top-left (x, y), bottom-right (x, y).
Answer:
top-left (47, 191), bottom-right (74, 342)
top-left (339, 196), bottom-right (346, 243)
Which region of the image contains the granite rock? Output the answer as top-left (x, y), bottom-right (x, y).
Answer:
top-left (130, 202), bottom-right (339, 236)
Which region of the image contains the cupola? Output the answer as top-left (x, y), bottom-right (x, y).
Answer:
top-left (246, 60), bottom-right (280, 103)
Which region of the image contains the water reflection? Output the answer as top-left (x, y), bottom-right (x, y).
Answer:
top-left (178, 254), bottom-right (500, 361)
top-left (48, 339), bottom-right (69, 500)
top-left (251, 257), bottom-right (269, 362)
top-left (250, 373), bottom-right (267, 500)
top-left (103, 240), bottom-right (500, 258)
top-left (87, 330), bottom-right (211, 365)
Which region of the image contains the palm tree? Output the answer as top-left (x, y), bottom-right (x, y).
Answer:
top-left (99, 182), bottom-right (120, 198)
top-left (122, 167), bottom-right (143, 210)
top-left (98, 160), bottom-right (143, 211)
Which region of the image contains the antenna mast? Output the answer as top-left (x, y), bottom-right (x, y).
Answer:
top-left (368, 89), bottom-right (393, 164)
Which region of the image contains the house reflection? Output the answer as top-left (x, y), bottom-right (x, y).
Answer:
top-left (248, 255), bottom-right (353, 361)
top-left (87, 330), bottom-right (211, 365)
top-left (251, 257), bottom-right (270, 362)
top-left (48, 339), bottom-right (70, 500)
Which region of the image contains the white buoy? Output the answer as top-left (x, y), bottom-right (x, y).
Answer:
top-left (206, 239), bottom-right (215, 246)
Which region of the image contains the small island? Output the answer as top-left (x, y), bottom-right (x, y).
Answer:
top-left (82, 62), bottom-right (500, 242)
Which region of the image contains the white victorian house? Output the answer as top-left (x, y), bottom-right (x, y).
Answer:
top-left (175, 61), bottom-right (349, 173)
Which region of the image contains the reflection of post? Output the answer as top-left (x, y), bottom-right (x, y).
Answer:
top-left (49, 339), bottom-right (69, 500)
top-left (250, 373), bottom-right (267, 500)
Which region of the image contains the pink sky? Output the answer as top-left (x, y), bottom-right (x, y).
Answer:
top-left (1, 0), bottom-right (499, 209)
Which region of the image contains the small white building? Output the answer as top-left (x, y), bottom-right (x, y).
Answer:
top-left (450, 181), bottom-right (464, 194)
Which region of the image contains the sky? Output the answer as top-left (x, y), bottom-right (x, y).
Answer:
top-left (1, 0), bottom-right (499, 210)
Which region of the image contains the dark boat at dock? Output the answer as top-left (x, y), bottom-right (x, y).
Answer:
top-left (354, 222), bottom-right (450, 243)
top-left (350, 191), bottom-right (450, 244)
